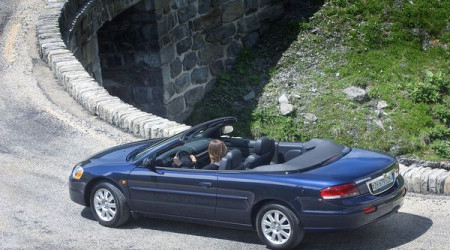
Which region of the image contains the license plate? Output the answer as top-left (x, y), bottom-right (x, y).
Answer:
top-left (367, 170), bottom-right (395, 195)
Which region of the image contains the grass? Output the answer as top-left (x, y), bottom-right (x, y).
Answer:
top-left (187, 0), bottom-right (450, 161)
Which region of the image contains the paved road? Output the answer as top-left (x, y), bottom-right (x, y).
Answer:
top-left (0, 0), bottom-right (449, 249)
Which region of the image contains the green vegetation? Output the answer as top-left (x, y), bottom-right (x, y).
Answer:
top-left (188, 0), bottom-right (450, 161)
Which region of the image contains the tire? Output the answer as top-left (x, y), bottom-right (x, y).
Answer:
top-left (90, 182), bottom-right (130, 227)
top-left (256, 203), bottom-right (303, 249)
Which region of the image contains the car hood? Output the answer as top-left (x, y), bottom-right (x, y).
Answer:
top-left (81, 139), bottom-right (161, 166)
top-left (305, 148), bottom-right (395, 181)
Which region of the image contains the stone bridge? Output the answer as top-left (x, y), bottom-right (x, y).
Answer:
top-left (37, 0), bottom-right (291, 137)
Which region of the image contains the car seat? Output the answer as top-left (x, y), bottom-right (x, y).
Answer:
top-left (219, 149), bottom-right (242, 170)
top-left (243, 137), bottom-right (275, 169)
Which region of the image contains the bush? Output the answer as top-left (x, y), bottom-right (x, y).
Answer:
top-left (409, 70), bottom-right (448, 103)
top-left (427, 125), bottom-right (450, 141)
top-left (409, 81), bottom-right (440, 103)
top-left (431, 140), bottom-right (450, 159)
top-left (433, 104), bottom-right (450, 125)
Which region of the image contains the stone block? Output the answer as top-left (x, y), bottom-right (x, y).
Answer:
top-left (403, 167), bottom-right (421, 191)
top-left (183, 51), bottom-right (197, 70)
top-left (170, 0), bottom-right (189, 10)
top-left (129, 113), bottom-right (152, 133)
top-left (166, 96), bottom-right (186, 116)
top-left (244, 0), bottom-right (259, 14)
top-left (198, 0), bottom-right (211, 14)
top-left (227, 41), bottom-right (243, 58)
top-left (164, 81), bottom-right (176, 101)
top-left (204, 79), bottom-right (217, 93)
top-left (185, 86), bottom-right (204, 107)
top-left (191, 67), bottom-right (209, 84)
top-left (175, 73), bottom-right (191, 93)
top-left (211, 0), bottom-right (229, 8)
top-left (170, 58), bottom-right (183, 78)
top-left (198, 43), bottom-right (224, 65)
top-left (193, 9), bottom-right (221, 31)
top-left (176, 37), bottom-right (193, 55)
top-left (444, 175), bottom-right (450, 195)
top-left (222, 0), bottom-right (244, 23)
top-left (238, 15), bottom-right (260, 33)
top-left (411, 167), bottom-right (426, 193)
top-left (428, 169), bottom-right (447, 193)
top-left (437, 171), bottom-right (450, 194)
top-left (205, 23), bottom-right (237, 44)
top-left (420, 168), bottom-right (433, 193)
top-left (192, 33), bottom-right (205, 50)
top-left (113, 106), bottom-right (137, 127)
top-left (160, 44), bottom-right (176, 65)
top-left (154, 0), bottom-right (171, 18)
top-left (136, 0), bottom-right (155, 11)
top-left (135, 51), bottom-right (161, 67)
top-left (177, 4), bottom-right (197, 24)
top-left (171, 23), bottom-right (190, 42)
top-left (209, 60), bottom-right (224, 76)
top-left (259, 4), bottom-right (285, 21)
top-left (133, 87), bottom-right (150, 104)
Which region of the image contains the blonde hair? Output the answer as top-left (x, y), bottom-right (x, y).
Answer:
top-left (208, 139), bottom-right (227, 163)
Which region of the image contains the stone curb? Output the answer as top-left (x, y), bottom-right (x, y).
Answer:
top-left (400, 164), bottom-right (450, 195)
top-left (36, 0), bottom-right (190, 139)
top-left (398, 157), bottom-right (450, 170)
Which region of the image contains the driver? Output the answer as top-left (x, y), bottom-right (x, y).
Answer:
top-left (173, 151), bottom-right (197, 168)
top-left (201, 139), bottom-right (227, 170)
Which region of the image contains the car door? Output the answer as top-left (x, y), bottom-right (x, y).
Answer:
top-left (127, 167), bottom-right (218, 220)
top-left (215, 171), bottom-right (257, 227)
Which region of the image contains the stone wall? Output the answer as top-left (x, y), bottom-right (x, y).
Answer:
top-left (37, 0), bottom-right (190, 139)
top-left (59, 0), bottom-right (291, 122)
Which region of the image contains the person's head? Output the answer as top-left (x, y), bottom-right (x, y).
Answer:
top-left (208, 139), bottom-right (227, 163)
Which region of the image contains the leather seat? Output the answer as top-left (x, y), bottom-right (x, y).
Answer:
top-left (243, 137), bottom-right (275, 169)
top-left (219, 149), bottom-right (242, 170)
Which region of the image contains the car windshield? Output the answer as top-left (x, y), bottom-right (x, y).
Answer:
top-left (132, 132), bottom-right (182, 161)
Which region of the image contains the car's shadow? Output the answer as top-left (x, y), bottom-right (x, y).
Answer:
top-left (298, 212), bottom-right (433, 249)
top-left (81, 208), bottom-right (431, 248)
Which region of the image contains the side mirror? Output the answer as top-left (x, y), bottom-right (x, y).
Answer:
top-left (222, 125), bottom-right (234, 135)
top-left (143, 157), bottom-right (156, 172)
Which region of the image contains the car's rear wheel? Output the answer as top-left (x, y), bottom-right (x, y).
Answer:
top-left (90, 182), bottom-right (130, 227)
top-left (256, 203), bottom-right (303, 249)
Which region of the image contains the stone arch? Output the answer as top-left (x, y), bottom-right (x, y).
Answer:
top-left (59, 0), bottom-right (291, 122)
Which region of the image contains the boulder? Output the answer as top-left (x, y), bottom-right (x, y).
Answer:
top-left (343, 86), bottom-right (369, 103)
top-left (279, 103), bottom-right (294, 115)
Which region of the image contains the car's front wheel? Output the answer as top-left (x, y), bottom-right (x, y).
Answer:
top-left (256, 203), bottom-right (303, 249)
top-left (90, 182), bottom-right (130, 227)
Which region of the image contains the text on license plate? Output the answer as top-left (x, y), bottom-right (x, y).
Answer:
top-left (370, 171), bottom-right (394, 192)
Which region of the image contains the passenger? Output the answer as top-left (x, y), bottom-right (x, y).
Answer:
top-left (202, 139), bottom-right (228, 170)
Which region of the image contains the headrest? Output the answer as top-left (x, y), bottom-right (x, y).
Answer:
top-left (254, 137), bottom-right (274, 155)
top-left (219, 149), bottom-right (242, 170)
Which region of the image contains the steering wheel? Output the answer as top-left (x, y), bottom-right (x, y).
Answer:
top-left (175, 150), bottom-right (193, 168)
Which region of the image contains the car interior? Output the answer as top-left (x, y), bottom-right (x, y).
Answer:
top-left (153, 123), bottom-right (323, 171)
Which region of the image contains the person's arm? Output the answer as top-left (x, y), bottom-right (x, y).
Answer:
top-left (190, 155), bottom-right (197, 169)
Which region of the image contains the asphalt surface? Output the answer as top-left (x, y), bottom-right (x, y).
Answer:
top-left (0, 0), bottom-right (450, 249)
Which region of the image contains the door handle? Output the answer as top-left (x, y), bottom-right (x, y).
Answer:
top-left (199, 182), bottom-right (212, 189)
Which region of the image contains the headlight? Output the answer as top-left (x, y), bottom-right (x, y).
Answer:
top-left (72, 165), bottom-right (84, 180)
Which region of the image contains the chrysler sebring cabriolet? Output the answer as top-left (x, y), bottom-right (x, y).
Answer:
top-left (70, 117), bottom-right (406, 249)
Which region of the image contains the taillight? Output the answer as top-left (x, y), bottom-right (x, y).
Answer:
top-left (320, 182), bottom-right (360, 200)
top-left (394, 162), bottom-right (400, 178)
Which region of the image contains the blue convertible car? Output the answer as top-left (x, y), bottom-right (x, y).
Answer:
top-left (70, 117), bottom-right (406, 249)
